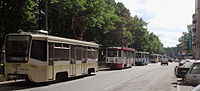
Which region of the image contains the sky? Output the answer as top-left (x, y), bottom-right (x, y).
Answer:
top-left (115, 0), bottom-right (195, 47)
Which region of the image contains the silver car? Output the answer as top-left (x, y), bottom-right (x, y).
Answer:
top-left (161, 58), bottom-right (168, 65)
top-left (185, 60), bottom-right (200, 86)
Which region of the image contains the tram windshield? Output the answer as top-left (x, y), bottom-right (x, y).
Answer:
top-left (107, 49), bottom-right (117, 57)
top-left (136, 53), bottom-right (142, 58)
top-left (6, 35), bottom-right (31, 62)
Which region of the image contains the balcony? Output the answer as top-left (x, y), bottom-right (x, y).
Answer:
top-left (192, 26), bottom-right (196, 32)
top-left (193, 14), bottom-right (196, 24)
top-left (193, 19), bottom-right (196, 24)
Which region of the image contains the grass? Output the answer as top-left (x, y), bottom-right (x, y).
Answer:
top-left (0, 74), bottom-right (4, 79)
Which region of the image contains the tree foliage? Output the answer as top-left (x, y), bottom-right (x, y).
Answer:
top-left (177, 25), bottom-right (192, 50)
top-left (0, 0), bottom-right (165, 54)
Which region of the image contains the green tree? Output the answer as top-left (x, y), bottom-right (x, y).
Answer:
top-left (0, 0), bottom-right (37, 49)
top-left (0, 0), bottom-right (165, 54)
top-left (177, 25), bottom-right (192, 50)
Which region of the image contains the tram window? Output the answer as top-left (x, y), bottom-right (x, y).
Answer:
top-left (136, 53), bottom-right (141, 58)
top-left (71, 46), bottom-right (75, 60)
top-left (63, 49), bottom-right (69, 60)
top-left (83, 47), bottom-right (87, 58)
top-left (54, 43), bottom-right (69, 61)
top-left (87, 48), bottom-right (93, 59)
top-left (94, 48), bottom-right (98, 58)
top-left (150, 55), bottom-right (153, 59)
top-left (55, 43), bottom-right (62, 47)
top-left (76, 46), bottom-right (83, 60)
top-left (107, 49), bottom-right (117, 57)
top-left (118, 50), bottom-right (121, 57)
top-left (87, 48), bottom-right (98, 59)
top-left (142, 54), bottom-right (145, 58)
top-left (31, 40), bottom-right (47, 61)
top-left (128, 52), bottom-right (130, 58)
top-left (124, 51), bottom-right (128, 57)
top-left (125, 51), bottom-right (128, 58)
top-left (63, 44), bottom-right (69, 48)
top-left (132, 52), bottom-right (134, 58)
top-left (54, 48), bottom-right (62, 60)
top-left (145, 54), bottom-right (149, 58)
top-left (49, 43), bottom-right (53, 60)
top-left (129, 52), bottom-right (132, 58)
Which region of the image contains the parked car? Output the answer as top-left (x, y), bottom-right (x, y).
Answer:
top-left (168, 57), bottom-right (173, 62)
top-left (175, 59), bottom-right (179, 62)
top-left (179, 59), bottom-right (192, 66)
top-left (185, 60), bottom-right (200, 86)
top-left (174, 61), bottom-right (194, 79)
top-left (192, 84), bottom-right (200, 91)
top-left (161, 57), bottom-right (168, 65)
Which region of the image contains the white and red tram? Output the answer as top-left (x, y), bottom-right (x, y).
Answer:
top-left (106, 47), bottom-right (135, 69)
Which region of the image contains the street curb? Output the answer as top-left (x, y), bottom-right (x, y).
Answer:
top-left (176, 78), bottom-right (180, 91)
top-left (0, 80), bottom-right (23, 84)
top-left (0, 78), bottom-right (5, 82)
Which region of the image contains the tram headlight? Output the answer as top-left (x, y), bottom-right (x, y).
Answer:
top-left (24, 57), bottom-right (28, 61)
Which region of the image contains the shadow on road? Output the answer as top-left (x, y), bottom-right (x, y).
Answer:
top-left (176, 79), bottom-right (196, 87)
top-left (98, 67), bottom-right (132, 71)
top-left (0, 74), bottom-right (96, 91)
top-left (171, 82), bottom-right (177, 88)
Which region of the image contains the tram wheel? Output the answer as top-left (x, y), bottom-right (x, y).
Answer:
top-left (88, 69), bottom-right (92, 75)
top-left (55, 72), bottom-right (68, 82)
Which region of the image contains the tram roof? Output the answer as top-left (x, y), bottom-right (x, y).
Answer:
top-left (106, 47), bottom-right (135, 51)
top-left (150, 54), bottom-right (159, 56)
top-left (7, 32), bottom-right (99, 48)
top-left (136, 51), bottom-right (150, 54)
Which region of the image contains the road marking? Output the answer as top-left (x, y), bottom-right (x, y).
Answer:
top-left (176, 78), bottom-right (181, 91)
top-left (176, 83), bottom-right (180, 91)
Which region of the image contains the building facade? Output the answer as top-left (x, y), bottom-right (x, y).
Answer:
top-left (192, 0), bottom-right (200, 59)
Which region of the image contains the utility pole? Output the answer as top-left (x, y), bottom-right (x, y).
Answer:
top-left (45, 0), bottom-right (48, 31)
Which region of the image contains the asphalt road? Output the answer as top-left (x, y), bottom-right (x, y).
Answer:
top-left (0, 62), bottom-right (179, 91)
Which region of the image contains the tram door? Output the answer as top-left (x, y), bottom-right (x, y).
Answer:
top-left (125, 51), bottom-right (128, 67)
top-left (75, 46), bottom-right (82, 75)
top-left (48, 43), bottom-right (54, 80)
top-left (82, 47), bottom-right (87, 74)
top-left (71, 46), bottom-right (76, 76)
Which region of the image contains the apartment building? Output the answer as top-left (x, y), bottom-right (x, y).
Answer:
top-left (192, 0), bottom-right (200, 59)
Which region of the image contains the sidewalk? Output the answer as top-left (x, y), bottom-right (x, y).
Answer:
top-left (176, 78), bottom-right (194, 91)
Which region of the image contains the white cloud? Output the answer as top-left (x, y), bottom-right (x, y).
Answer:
top-left (115, 0), bottom-right (195, 47)
top-left (152, 31), bottom-right (182, 47)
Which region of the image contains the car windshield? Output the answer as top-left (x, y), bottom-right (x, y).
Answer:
top-left (182, 62), bottom-right (193, 68)
top-left (180, 60), bottom-right (186, 64)
top-left (162, 58), bottom-right (167, 60)
top-left (190, 63), bottom-right (200, 74)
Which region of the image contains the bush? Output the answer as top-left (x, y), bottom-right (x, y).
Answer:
top-left (0, 75), bottom-right (4, 79)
